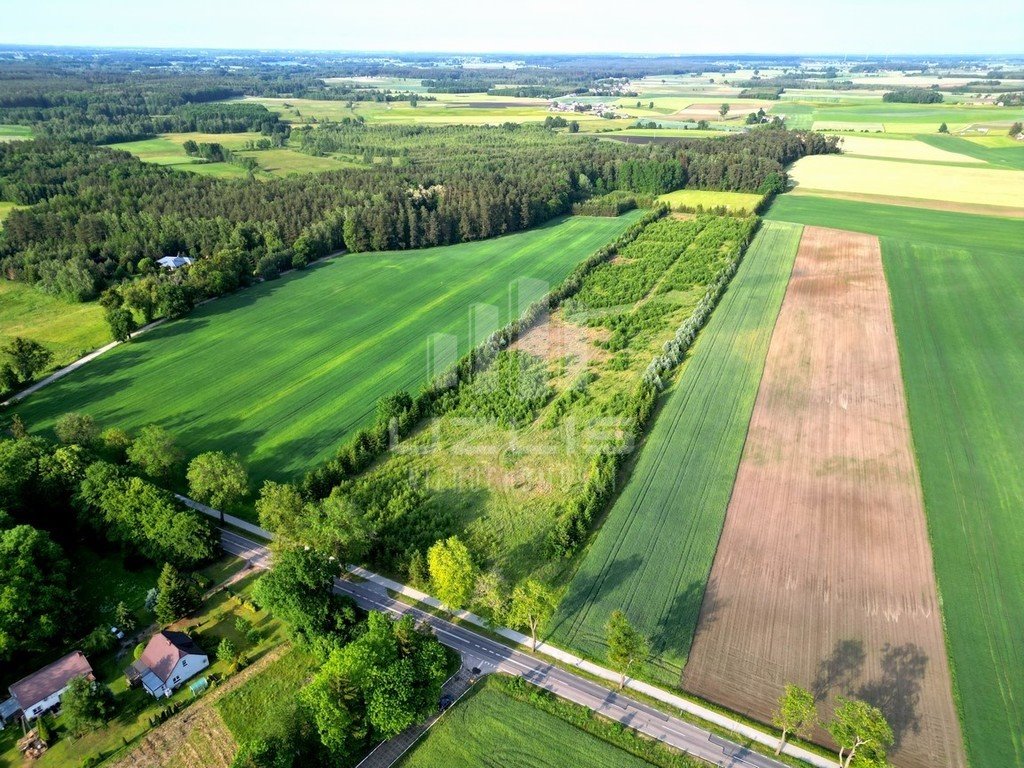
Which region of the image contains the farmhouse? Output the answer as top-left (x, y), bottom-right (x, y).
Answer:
top-left (3, 650), bottom-right (94, 721)
top-left (157, 255), bottom-right (194, 270)
top-left (126, 631), bottom-right (209, 698)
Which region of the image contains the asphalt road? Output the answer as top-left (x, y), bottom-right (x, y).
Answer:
top-left (220, 529), bottom-right (789, 768)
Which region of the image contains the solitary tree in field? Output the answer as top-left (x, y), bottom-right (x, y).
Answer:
top-left (772, 684), bottom-right (817, 754)
top-left (719, 103), bottom-right (730, 121)
top-left (605, 610), bottom-right (649, 689)
top-left (426, 536), bottom-right (477, 610)
top-left (505, 579), bottom-right (557, 651)
top-left (1009, 121), bottom-right (1022, 137)
top-left (938, 122), bottom-right (949, 133)
top-left (827, 696), bottom-right (894, 768)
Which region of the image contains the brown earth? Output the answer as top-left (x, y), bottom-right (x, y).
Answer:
top-left (681, 227), bottom-right (965, 768)
top-left (511, 311), bottom-right (608, 380)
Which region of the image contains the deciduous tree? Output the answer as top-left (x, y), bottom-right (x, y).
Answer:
top-left (773, 684), bottom-right (817, 754)
top-left (605, 610), bottom-right (649, 689)
top-left (505, 579), bottom-right (556, 651)
top-left (2, 337), bottom-right (51, 384)
top-left (127, 424), bottom-right (182, 481)
top-left (187, 451), bottom-right (249, 510)
top-left (60, 676), bottom-right (115, 736)
top-left (827, 696), bottom-right (894, 768)
top-left (427, 536), bottom-right (477, 610)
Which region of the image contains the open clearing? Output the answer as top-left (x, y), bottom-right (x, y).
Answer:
top-left (550, 221), bottom-right (803, 683)
top-left (0, 281), bottom-right (110, 370)
top-left (681, 227), bottom-right (964, 768)
top-left (656, 189), bottom-right (763, 213)
top-left (788, 154), bottom-right (1024, 211)
top-left (884, 241), bottom-right (1024, 768)
top-left (397, 680), bottom-right (655, 768)
top-left (13, 214), bottom-right (643, 488)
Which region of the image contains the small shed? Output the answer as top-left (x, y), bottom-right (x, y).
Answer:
top-left (157, 255), bottom-right (194, 270)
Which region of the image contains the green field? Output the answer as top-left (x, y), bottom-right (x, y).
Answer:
top-left (765, 194), bottom-right (1024, 250)
top-left (550, 221), bottom-right (803, 684)
top-left (0, 124), bottom-right (33, 141)
top-left (398, 680), bottom-right (655, 768)
top-left (882, 240), bottom-right (1024, 768)
top-left (13, 213), bottom-right (643, 488)
top-left (0, 200), bottom-right (23, 225)
top-left (918, 133), bottom-right (1024, 170)
top-left (768, 192), bottom-right (1024, 767)
top-left (217, 646), bottom-right (319, 744)
top-left (0, 281), bottom-right (110, 371)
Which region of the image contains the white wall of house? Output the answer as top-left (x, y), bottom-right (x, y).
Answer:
top-left (22, 689), bottom-right (66, 719)
top-left (163, 654), bottom-right (209, 695)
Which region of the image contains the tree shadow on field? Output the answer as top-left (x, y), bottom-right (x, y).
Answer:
top-left (653, 578), bottom-right (724, 667)
top-left (857, 643), bottom-right (928, 750)
top-left (813, 638), bottom-right (866, 701)
top-left (544, 554), bottom-right (643, 641)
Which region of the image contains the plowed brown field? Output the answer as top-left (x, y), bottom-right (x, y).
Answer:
top-left (681, 227), bottom-right (965, 768)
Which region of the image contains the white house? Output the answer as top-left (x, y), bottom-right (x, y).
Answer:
top-left (156, 255), bottom-right (194, 270)
top-left (127, 631), bottom-right (208, 698)
top-left (6, 650), bottom-right (94, 720)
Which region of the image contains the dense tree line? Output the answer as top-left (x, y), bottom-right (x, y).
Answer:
top-left (882, 88), bottom-right (944, 104)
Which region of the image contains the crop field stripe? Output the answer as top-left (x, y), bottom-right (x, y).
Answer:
top-left (883, 242), bottom-right (1024, 768)
top-left (681, 227), bottom-right (965, 768)
top-left (549, 221), bottom-right (803, 681)
top-left (764, 194), bottom-right (1024, 252)
top-left (14, 214), bottom-right (643, 488)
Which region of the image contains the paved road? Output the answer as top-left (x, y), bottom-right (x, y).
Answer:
top-left (220, 530), bottom-right (790, 768)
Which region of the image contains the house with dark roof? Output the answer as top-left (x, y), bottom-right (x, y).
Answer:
top-left (126, 631), bottom-right (208, 698)
top-left (5, 650), bottom-right (94, 721)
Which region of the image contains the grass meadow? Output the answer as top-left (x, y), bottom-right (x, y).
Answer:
top-left (397, 679), bottom-right (656, 768)
top-left (216, 646), bottom-right (319, 744)
top-left (549, 221), bottom-right (803, 684)
top-left (0, 280), bottom-right (110, 370)
top-left (769, 192), bottom-right (1024, 767)
top-left (13, 213), bottom-right (643, 490)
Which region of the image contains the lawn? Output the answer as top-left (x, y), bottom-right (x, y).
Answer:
top-left (883, 240), bottom-right (1024, 768)
top-left (549, 221), bottom-right (803, 685)
top-left (216, 646), bottom-right (318, 744)
top-left (397, 679), bottom-right (657, 768)
top-left (656, 189), bottom-right (763, 213)
top-left (14, 213), bottom-right (644, 491)
top-left (0, 281), bottom-right (110, 371)
top-left (0, 201), bottom-right (23, 226)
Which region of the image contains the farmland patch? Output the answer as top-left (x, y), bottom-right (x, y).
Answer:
top-left (549, 221), bottom-right (803, 682)
top-left (681, 227), bottom-right (964, 768)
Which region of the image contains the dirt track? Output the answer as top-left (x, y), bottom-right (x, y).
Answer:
top-left (681, 227), bottom-right (965, 768)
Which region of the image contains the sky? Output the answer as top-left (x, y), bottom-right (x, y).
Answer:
top-left (4, 0), bottom-right (1023, 55)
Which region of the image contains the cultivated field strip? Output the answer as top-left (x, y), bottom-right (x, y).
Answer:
top-left (682, 228), bottom-right (965, 768)
top-left (884, 241), bottom-right (1024, 768)
top-left (15, 214), bottom-right (643, 484)
top-left (549, 221), bottom-right (803, 680)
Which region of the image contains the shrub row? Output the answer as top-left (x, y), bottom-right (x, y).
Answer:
top-left (300, 206), bottom-right (669, 500)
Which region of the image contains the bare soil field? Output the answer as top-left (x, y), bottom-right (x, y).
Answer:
top-left (681, 227), bottom-right (965, 768)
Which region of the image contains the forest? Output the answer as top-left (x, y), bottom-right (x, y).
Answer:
top-left (0, 126), bottom-right (837, 314)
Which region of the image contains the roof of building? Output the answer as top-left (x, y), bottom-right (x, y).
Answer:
top-left (157, 255), bottom-right (193, 268)
top-left (138, 632), bottom-right (205, 683)
top-left (9, 651), bottom-right (93, 709)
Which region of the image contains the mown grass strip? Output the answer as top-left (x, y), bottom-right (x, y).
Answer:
top-left (549, 221), bottom-right (803, 685)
